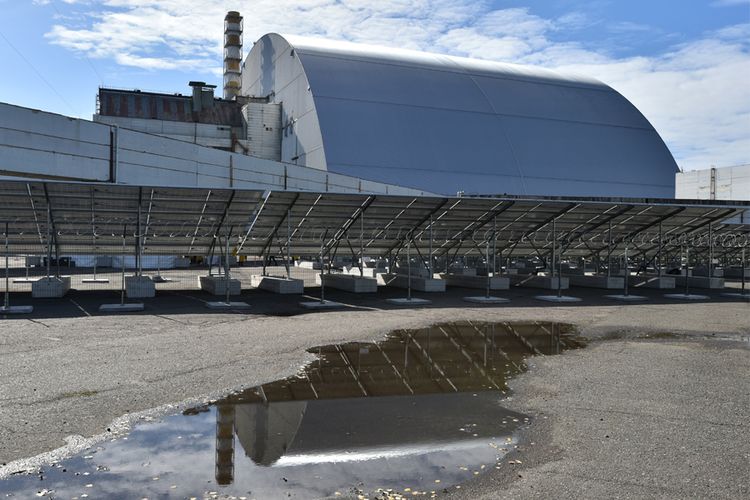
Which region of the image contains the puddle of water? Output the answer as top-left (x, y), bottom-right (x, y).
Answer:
top-left (1, 321), bottom-right (584, 499)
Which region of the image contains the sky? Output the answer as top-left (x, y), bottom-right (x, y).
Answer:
top-left (0, 1), bottom-right (748, 172)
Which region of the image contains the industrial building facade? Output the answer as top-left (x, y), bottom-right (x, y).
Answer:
top-left (242, 33), bottom-right (679, 198)
top-left (0, 11), bottom-right (746, 311)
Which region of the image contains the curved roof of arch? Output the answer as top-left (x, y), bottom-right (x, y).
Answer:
top-left (249, 34), bottom-right (679, 198)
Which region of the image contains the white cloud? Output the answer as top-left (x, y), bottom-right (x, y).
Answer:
top-left (43, 0), bottom-right (750, 171)
top-left (711, 0), bottom-right (750, 6)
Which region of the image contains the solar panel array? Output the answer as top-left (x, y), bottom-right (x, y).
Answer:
top-left (0, 181), bottom-right (747, 262)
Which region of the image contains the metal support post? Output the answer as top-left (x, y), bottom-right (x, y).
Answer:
top-left (664, 242), bottom-right (709, 301)
top-left (136, 202), bottom-right (142, 277)
top-left (46, 206), bottom-right (52, 279)
top-left (359, 211), bottom-right (364, 277)
top-left (4, 222), bottom-right (9, 310)
top-left (225, 227), bottom-right (232, 305)
top-left (624, 243), bottom-right (629, 297)
top-left (658, 222), bottom-right (663, 277)
top-left (554, 219), bottom-right (562, 298)
top-left (407, 236), bottom-right (412, 301)
top-left (607, 220), bottom-right (612, 278)
top-left (485, 237), bottom-right (491, 299)
top-left (708, 222), bottom-right (713, 279)
top-left (120, 225), bottom-right (126, 306)
top-left (287, 209), bottom-right (292, 280)
top-left (535, 217), bottom-right (580, 303)
top-left (684, 245), bottom-right (690, 296)
top-left (742, 247), bottom-right (747, 296)
top-left (492, 216), bottom-right (497, 277)
top-left (93, 244), bottom-right (99, 281)
top-left (429, 215), bottom-right (433, 277)
top-left (320, 238), bottom-right (325, 304)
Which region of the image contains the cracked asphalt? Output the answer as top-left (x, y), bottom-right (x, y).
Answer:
top-left (0, 286), bottom-right (748, 499)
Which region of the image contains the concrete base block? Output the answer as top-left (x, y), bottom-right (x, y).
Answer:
top-left (381, 274), bottom-right (446, 292)
top-left (12, 278), bottom-right (38, 283)
top-left (345, 267), bottom-right (385, 278)
top-left (299, 300), bottom-right (346, 310)
top-left (251, 275), bottom-right (304, 294)
top-left (32, 277), bottom-right (71, 298)
top-left (510, 274), bottom-right (569, 290)
top-left (463, 296), bottom-right (510, 304)
top-left (441, 273), bottom-right (510, 290)
top-left (534, 295), bottom-right (582, 303)
top-left (386, 297), bottom-right (432, 306)
top-left (674, 275), bottom-right (724, 290)
top-left (315, 274), bottom-right (378, 293)
top-left (605, 294), bottom-right (648, 302)
top-left (631, 276), bottom-right (676, 289)
top-left (99, 303), bottom-right (145, 313)
top-left (81, 278), bottom-right (110, 284)
top-left (296, 261), bottom-right (321, 270)
top-left (199, 276), bottom-right (241, 296)
top-left (664, 293), bottom-right (710, 301)
top-left (126, 276), bottom-right (156, 298)
top-left (721, 292), bottom-right (750, 300)
top-left (566, 275), bottom-right (624, 289)
top-left (0, 305), bottom-right (34, 314)
top-left (205, 301), bottom-right (251, 310)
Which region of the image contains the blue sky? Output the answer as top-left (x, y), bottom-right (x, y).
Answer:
top-left (0, 0), bottom-right (748, 171)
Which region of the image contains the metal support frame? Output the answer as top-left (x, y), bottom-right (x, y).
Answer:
top-left (286, 209), bottom-right (292, 279)
top-left (376, 198), bottom-right (451, 255)
top-left (626, 208), bottom-right (736, 267)
top-left (322, 195), bottom-right (375, 259)
top-left (188, 190), bottom-right (213, 255)
top-left (225, 225), bottom-right (233, 305)
top-left (3, 222), bottom-right (9, 309)
top-left (42, 184), bottom-right (60, 278)
top-left (236, 190), bottom-right (271, 255)
top-left (435, 200), bottom-right (516, 259)
top-left (135, 187), bottom-right (142, 277)
top-left (257, 193), bottom-right (300, 260)
top-left (206, 190), bottom-right (237, 261)
top-left (120, 224), bottom-right (127, 306)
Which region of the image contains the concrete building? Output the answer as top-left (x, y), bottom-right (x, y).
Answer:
top-left (676, 164), bottom-right (750, 201)
top-left (77, 11), bottom-right (680, 199)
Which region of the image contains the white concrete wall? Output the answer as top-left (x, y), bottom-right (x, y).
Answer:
top-left (0, 101), bottom-right (430, 197)
top-left (0, 103), bottom-right (110, 181)
top-left (95, 115), bottom-right (234, 150)
top-left (676, 165), bottom-right (750, 201)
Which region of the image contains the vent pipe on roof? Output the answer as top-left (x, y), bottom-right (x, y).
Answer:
top-left (223, 11), bottom-right (243, 100)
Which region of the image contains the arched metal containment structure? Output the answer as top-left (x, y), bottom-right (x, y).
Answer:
top-left (242, 34), bottom-right (679, 198)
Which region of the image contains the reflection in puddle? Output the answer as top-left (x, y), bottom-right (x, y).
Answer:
top-left (1, 321), bottom-right (584, 499)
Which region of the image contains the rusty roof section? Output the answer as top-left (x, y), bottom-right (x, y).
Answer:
top-left (97, 88), bottom-right (244, 127)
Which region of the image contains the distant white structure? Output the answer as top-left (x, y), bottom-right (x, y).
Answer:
top-left (676, 165), bottom-right (750, 201)
top-left (242, 33), bottom-right (679, 198)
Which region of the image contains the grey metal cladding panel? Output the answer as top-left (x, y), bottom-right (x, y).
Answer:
top-left (313, 98), bottom-right (675, 198)
top-left (471, 75), bottom-right (651, 129)
top-left (289, 36), bottom-right (604, 90)
top-left (299, 52), bottom-right (649, 130)
top-left (298, 53), bottom-right (491, 113)
top-left (312, 96), bottom-right (519, 173)
top-left (503, 116), bottom-right (678, 182)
